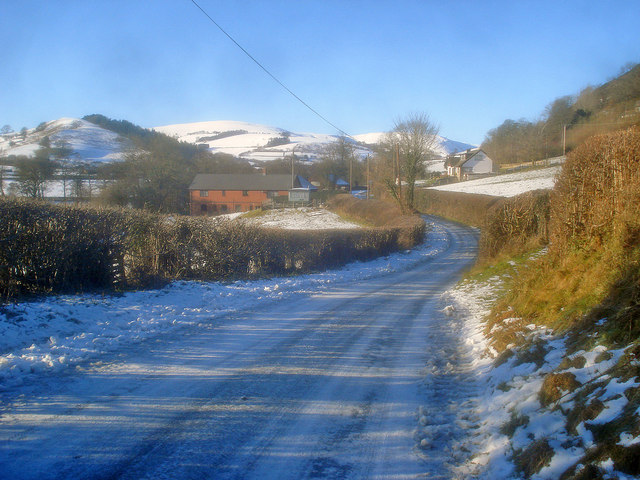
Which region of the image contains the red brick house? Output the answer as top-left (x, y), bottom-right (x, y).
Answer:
top-left (189, 173), bottom-right (313, 215)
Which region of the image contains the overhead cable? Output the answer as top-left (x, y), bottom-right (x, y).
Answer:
top-left (189, 0), bottom-right (351, 138)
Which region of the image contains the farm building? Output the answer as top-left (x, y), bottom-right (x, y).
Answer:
top-left (445, 148), bottom-right (493, 181)
top-left (189, 173), bottom-right (314, 215)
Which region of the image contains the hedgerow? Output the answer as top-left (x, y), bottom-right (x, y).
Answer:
top-left (414, 188), bottom-right (550, 261)
top-left (0, 196), bottom-right (425, 300)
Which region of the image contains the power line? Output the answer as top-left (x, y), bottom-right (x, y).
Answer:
top-left (189, 0), bottom-right (351, 138)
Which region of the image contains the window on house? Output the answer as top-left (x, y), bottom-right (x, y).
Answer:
top-left (199, 190), bottom-right (208, 197)
top-left (242, 190), bottom-right (249, 196)
top-left (222, 190), bottom-right (226, 197)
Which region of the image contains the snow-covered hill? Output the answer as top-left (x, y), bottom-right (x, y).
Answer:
top-left (153, 120), bottom-right (370, 163)
top-left (154, 120), bottom-right (475, 169)
top-left (0, 118), bottom-right (131, 163)
top-left (1, 117), bottom-right (475, 172)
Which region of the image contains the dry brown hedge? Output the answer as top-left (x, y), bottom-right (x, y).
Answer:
top-left (550, 126), bottom-right (640, 252)
top-left (413, 189), bottom-right (500, 228)
top-left (414, 188), bottom-right (550, 260)
top-left (0, 196), bottom-right (425, 300)
top-left (327, 194), bottom-right (426, 249)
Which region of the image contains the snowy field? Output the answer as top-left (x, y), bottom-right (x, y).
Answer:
top-left (428, 165), bottom-right (561, 197)
top-left (217, 207), bottom-right (360, 230)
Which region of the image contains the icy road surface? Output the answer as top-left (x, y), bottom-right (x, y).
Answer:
top-left (0, 218), bottom-right (479, 480)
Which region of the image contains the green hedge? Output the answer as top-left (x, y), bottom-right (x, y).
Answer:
top-left (0, 197), bottom-right (425, 300)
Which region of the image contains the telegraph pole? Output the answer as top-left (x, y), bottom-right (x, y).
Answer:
top-left (366, 154), bottom-right (370, 200)
top-left (290, 144), bottom-right (297, 189)
top-left (396, 143), bottom-right (402, 208)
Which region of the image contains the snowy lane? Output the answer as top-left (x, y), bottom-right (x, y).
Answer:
top-left (0, 218), bottom-right (479, 480)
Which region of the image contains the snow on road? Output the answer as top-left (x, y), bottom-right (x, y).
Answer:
top-left (0, 219), bottom-right (439, 391)
top-left (0, 217), bottom-right (482, 479)
top-left (428, 165), bottom-right (561, 197)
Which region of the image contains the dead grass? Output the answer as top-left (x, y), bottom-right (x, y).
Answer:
top-left (561, 463), bottom-right (605, 480)
top-left (484, 311), bottom-right (532, 354)
top-left (239, 208), bottom-right (268, 219)
top-left (566, 397), bottom-right (605, 435)
top-left (500, 412), bottom-right (530, 437)
top-left (559, 356), bottom-right (587, 372)
top-left (539, 372), bottom-right (581, 407)
top-left (513, 438), bottom-right (554, 478)
top-left (515, 339), bottom-right (550, 369)
top-left (488, 246), bottom-right (623, 349)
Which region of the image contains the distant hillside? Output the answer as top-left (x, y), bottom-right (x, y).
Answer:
top-left (1, 116), bottom-right (475, 173)
top-left (483, 62), bottom-right (640, 165)
top-left (0, 118), bottom-right (132, 163)
top-left (154, 120), bottom-right (475, 171)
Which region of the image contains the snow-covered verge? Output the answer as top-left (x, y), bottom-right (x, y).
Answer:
top-left (0, 219), bottom-right (447, 391)
top-left (428, 165), bottom-right (561, 198)
top-left (445, 271), bottom-right (640, 479)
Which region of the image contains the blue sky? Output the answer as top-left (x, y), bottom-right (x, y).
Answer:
top-left (2, 0), bottom-right (639, 145)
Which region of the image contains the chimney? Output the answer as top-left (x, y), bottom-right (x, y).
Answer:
top-left (262, 167), bottom-right (267, 176)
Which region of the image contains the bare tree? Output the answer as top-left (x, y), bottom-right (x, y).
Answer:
top-left (52, 139), bottom-right (74, 201)
top-left (317, 136), bottom-right (356, 190)
top-left (377, 113), bottom-right (439, 211)
top-left (15, 154), bottom-right (57, 198)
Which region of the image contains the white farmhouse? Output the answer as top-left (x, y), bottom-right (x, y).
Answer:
top-left (445, 148), bottom-right (493, 181)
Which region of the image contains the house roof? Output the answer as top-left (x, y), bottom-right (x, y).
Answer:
top-left (446, 148), bottom-right (485, 168)
top-left (189, 173), bottom-right (313, 191)
top-left (327, 174), bottom-right (349, 186)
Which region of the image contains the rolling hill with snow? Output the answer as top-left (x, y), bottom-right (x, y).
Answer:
top-left (1, 117), bottom-right (475, 173)
top-left (0, 118), bottom-right (132, 163)
top-left (154, 120), bottom-right (476, 170)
